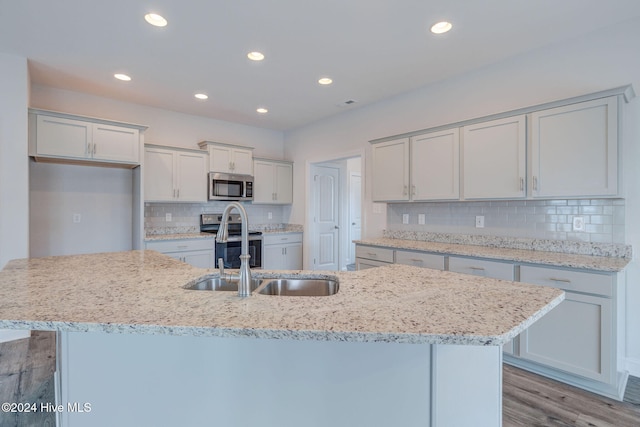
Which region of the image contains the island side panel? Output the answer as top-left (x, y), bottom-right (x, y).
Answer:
top-left (431, 344), bottom-right (503, 427)
top-left (58, 331), bottom-right (432, 427)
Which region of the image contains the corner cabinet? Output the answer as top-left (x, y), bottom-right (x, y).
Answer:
top-left (253, 159), bottom-right (293, 204)
top-left (530, 96), bottom-right (619, 198)
top-left (29, 110), bottom-right (144, 167)
top-left (198, 141), bottom-right (253, 175)
top-left (144, 145), bottom-right (208, 202)
top-left (462, 115), bottom-right (526, 199)
top-left (262, 233), bottom-right (303, 270)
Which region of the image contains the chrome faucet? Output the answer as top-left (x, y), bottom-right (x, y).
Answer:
top-left (216, 202), bottom-right (252, 297)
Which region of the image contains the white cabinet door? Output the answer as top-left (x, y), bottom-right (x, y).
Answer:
top-left (144, 147), bottom-right (176, 201)
top-left (462, 115), bottom-right (526, 199)
top-left (36, 115), bottom-right (91, 159)
top-left (253, 160), bottom-right (293, 204)
top-left (231, 148), bottom-right (254, 175)
top-left (530, 96), bottom-right (618, 198)
top-left (144, 146), bottom-right (207, 202)
top-left (175, 151), bottom-right (207, 202)
top-left (253, 160), bottom-right (275, 203)
top-left (411, 129), bottom-right (459, 201)
top-left (262, 233), bottom-right (303, 270)
top-left (208, 145), bottom-right (253, 174)
top-left (372, 138), bottom-right (410, 201)
top-left (145, 239), bottom-right (215, 269)
top-left (92, 123), bottom-right (139, 163)
top-left (274, 162), bottom-right (293, 204)
top-left (518, 265), bottom-right (614, 383)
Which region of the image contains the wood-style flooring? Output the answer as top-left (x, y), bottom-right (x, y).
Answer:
top-left (0, 331), bottom-right (56, 427)
top-left (504, 364), bottom-right (640, 426)
top-left (0, 331), bottom-right (639, 426)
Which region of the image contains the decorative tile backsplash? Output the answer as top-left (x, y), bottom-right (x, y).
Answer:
top-left (387, 199), bottom-right (626, 244)
top-left (144, 202), bottom-right (290, 235)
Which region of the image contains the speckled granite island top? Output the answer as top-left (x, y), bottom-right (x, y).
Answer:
top-left (0, 250), bottom-right (564, 346)
top-left (356, 238), bottom-right (630, 272)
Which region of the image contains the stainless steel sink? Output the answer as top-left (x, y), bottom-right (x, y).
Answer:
top-left (185, 276), bottom-right (263, 292)
top-left (256, 279), bottom-right (339, 296)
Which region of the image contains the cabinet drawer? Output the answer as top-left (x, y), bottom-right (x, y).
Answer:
top-left (356, 258), bottom-right (391, 270)
top-left (263, 232), bottom-right (303, 245)
top-left (145, 238), bottom-right (215, 253)
top-left (448, 256), bottom-right (515, 280)
top-left (395, 250), bottom-right (445, 270)
top-left (355, 245), bottom-right (394, 263)
top-left (519, 265), bottom-right (613, 297)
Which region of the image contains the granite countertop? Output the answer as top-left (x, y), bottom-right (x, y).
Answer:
top-left (144, 224), bottom-right (304, 242)
top-left (0, 250), bottom-right (563, 346)
top-left (355, 238), bottom-right (630, 272)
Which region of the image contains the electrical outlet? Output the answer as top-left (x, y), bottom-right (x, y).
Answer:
top-left (475, 215), bottom-right (485, 228)
top-left (165, 213), bottom-right (172, 222)
top-left (418, 214), bottom-right (426, 225)
top-left (402, 214), bottom-right (409, 224)
top-left (72, 213), bottom-right (81, 223)
top-left (268, 212), bottom-right (273, 220)
top-left (572, 216), bottom-right (585, 231)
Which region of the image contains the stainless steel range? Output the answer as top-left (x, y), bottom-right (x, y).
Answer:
top-left (200, 213), bottom-right (262, 269)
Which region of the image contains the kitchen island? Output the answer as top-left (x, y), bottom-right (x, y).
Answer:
top-left (0, 250), bottom-right (564, 427)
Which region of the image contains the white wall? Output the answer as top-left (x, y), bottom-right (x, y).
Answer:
top-left (284, 18), bottom-right (640, 375)
top-left (30, 85), bottom-right (285, 158)
top-left (0, 53), bottom-right (30, 341)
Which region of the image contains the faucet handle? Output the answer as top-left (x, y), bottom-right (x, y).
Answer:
top-left (217, 258), bottom-right (225, 275)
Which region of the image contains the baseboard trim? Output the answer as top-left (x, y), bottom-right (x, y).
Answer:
top-left (0, 329), bottom-right (31, 343)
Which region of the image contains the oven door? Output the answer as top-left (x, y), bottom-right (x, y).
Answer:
top-left (215, 238), bottom-right (262, 269)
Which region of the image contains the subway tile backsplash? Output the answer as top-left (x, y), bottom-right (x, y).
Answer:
top-left (387, 199), bottom-right (626, 244)
top-left (145, 202), bottom-right (290, 235)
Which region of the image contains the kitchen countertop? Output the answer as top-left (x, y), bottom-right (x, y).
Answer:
top-left (355, 238), bottom-right (630, 272)
top-left (0, 250), bottom-right (563, 346)
top-left (144, 224), bottom-right (304, 241)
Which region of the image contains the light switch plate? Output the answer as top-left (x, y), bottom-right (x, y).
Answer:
top-left (402, 214), bottom-right (409, 224)
top-left (72, 213), bottom-right (81, 223)
top-left (165, 213), bottom-right (172, 222)
top-left (573, 216), bottom-right (585, 231)
top-left (418, 214), bottom-right (426, 225)
top-left (475, 216), bottom-right (485, 228)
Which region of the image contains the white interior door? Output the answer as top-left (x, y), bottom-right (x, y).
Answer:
top-left (348, 173), bottom-right (361, 265)
top-left (311, 165), bottom-right (340, 270)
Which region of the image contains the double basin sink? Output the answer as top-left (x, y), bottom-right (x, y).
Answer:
top-left (185, 275), bottom-right (339, 297)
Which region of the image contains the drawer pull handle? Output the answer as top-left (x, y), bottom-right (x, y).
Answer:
top-left (469, 266), bottom-right (485, 271)
top-left (367, 253), bottom-right (378, 257)
top-left (177, 245), bottom-right (188, 249)
top-left (410, 259), bottom-right (424, 263)
top-left (549, 277), bottom-right (571, 283)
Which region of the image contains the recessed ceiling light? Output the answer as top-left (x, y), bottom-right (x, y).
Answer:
top-left (247, 51), bottom-right (265, 61)
top-left (430, 21), bottom-right (452, 34)
top-left (114, 73), bottom-right (131, 81)
top-left (194, 93), bottom-right (208, 100)
top-left (318, 77), bottom-right (333, 85)
top-left (145, 13), bottom-right (167, 27)
top-left (256, 107), bottom-right (268, 114)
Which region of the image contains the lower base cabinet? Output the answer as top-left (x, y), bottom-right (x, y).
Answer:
top-left (355, 245), bottom-right (394, 270)
top-left (516, 265), bottom-right (616, 385)
top-left (145, 238), bottom-right (215, 269)
top-left (263, 233), bottom-right (303, 270)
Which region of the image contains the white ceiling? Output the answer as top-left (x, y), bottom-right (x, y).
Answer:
top-left (2, 1), bottom-right (640, 131)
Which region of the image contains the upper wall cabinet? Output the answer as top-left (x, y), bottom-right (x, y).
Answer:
top-left (411, 128), bottom-right (460, 201)
top-left (530, 96), bottom-right (618, 198)
top-left (144, 145), bottom-right (208, 203)
top-left (372, 138), bottom-right (410, 201)
top-left (198, 141), bottom-right (253, 175)
top-left (462, 115), bottom-right (526, 199)
top-left (253, 158), bottom-right (293, 204)
top-left (29, 110), bottom-right (144, 167)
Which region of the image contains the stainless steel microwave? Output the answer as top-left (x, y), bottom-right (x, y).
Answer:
top-left (208, 172), bottom-right (253, 201)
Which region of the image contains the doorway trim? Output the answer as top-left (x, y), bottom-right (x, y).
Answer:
top-left (305, 148), bottom-right (365, 270)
